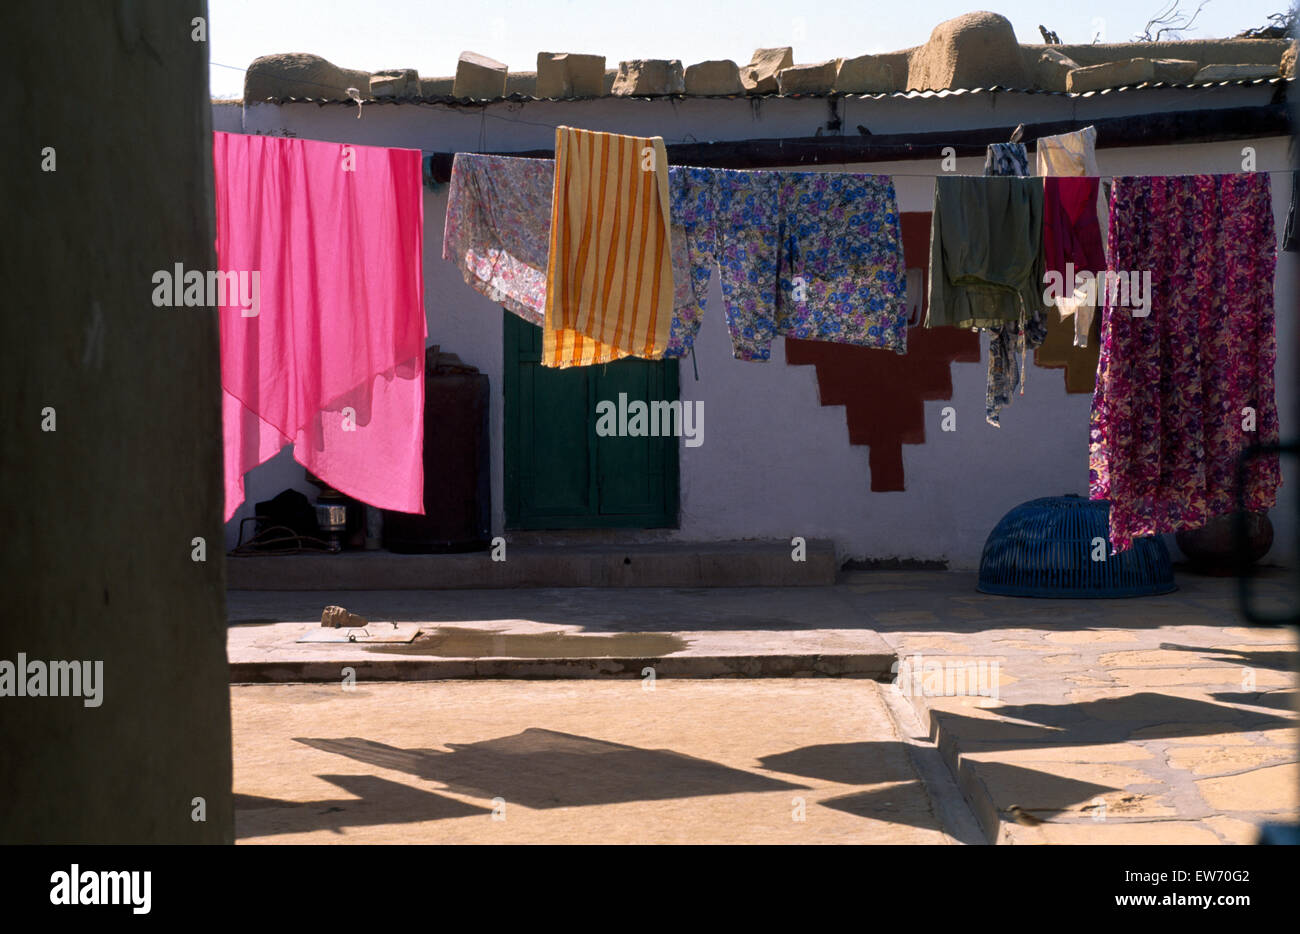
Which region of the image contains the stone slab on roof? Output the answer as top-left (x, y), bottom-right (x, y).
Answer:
top-left (237, 12), bottom-right (1295, 104)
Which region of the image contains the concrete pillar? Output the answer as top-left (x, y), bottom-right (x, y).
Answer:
top-left (0, 0), bottom-right (233, 843)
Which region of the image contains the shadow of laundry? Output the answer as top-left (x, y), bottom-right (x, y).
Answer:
top-left (1158, 643), bottom-right (1299, 673)
top-left (296, 728), bottom-right (809, 808)
top-left (1211, 690), bottom-right (1297, 711)
top-left (930, 692), bottom-right (1292, 752)
top-left (234, 773), bottom-right (490, 838)
top-left (817, 758), bottom-right (1119, 836)
top-left (818, 782), bottom-right (976, 841)
top-left (757, 742), bottom-right (920, 786)
top-left (963, 761), bottom-right (1117, 821)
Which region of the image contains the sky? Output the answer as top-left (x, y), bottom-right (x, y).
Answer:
top-left (208, 0), bottom-right (1292, 98)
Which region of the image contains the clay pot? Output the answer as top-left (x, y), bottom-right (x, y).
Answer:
top-left (1175, 512), bottom-right (1273, 576)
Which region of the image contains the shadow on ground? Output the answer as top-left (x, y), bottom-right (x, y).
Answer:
top-left (234, 774), bottom-right (491, 837)
top-left (1158, 643), bottom-right (1299, 672)
top-left (295, 728), bottom-right (810, 808)
top-left (254, 729), bottom-right (970, 840)
top-left (1211, 691), bottom-right (1296, 710)
top-left (929, 692), bottom-right (1291, 752)
top-left (758, 742), bottom-right (920, 786)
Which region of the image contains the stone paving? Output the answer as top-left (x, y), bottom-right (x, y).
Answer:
top-left (841, 570), bottom-right (1300, 844)
top-left (227, 570), bottom-right (1299, 843)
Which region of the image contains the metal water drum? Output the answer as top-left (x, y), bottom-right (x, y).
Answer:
top-left (383, 371), bottom-right (491, 553)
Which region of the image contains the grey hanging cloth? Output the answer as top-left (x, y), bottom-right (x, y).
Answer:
top-left (983, 142), bottom-right (1047, 427)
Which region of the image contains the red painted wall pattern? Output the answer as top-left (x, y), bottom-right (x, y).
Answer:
top-left (785, 212), bottom-right (980, 492)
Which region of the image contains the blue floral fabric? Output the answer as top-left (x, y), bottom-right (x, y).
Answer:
top-left (777, 171), bottom-right (909, 354)
top-left (670, 166), bottom-right (908, 361)
top-left (670, 167), bottom-right (779, 360)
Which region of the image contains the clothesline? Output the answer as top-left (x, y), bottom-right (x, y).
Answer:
top-left (434, 108), bottom-right (1295, 178)
top-left (832, 171), bottom-right (1294, 177)
top-left (430, 146), bottom-right (1296, 179)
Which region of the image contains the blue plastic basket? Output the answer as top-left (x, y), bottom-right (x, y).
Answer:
top-left (977, 495), bottom-right (1176, 598)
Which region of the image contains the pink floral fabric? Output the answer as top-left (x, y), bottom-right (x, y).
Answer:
top-left (442, 153), bottom-right (553, 326)
top-left (1090, 173), bottom-right (1281, 552)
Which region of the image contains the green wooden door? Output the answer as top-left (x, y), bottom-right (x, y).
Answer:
top-left (504, 312), bottom-right (679, 529)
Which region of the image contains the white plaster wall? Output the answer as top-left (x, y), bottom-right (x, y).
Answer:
top-left (212, 100), bottom-right (242, 132)
top-left (219, 94), bottom-right (1296, 569)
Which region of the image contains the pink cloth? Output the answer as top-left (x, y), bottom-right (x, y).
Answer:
top-left (214, 131), bottom-right (426, 520)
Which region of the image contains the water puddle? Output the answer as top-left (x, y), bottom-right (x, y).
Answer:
top-left (366, 627), bottom-right (690, 658)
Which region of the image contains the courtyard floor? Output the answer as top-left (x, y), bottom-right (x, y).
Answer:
top-left (228, 570), bottom-right (1299, 844)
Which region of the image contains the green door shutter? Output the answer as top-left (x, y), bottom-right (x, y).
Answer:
top-left (504, 311), bottom-right (679, 529)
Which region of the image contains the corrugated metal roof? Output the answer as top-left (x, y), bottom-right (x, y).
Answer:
top-left (250, 75), bottom-right (1289, 106)
top-left (863, 75), bottom-right (1288, 99)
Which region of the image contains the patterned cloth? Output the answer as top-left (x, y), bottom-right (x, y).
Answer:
top-left (671, 166), bottom-right (780, 360)
top-left (442, 152), bottom-right (705, 359)
top-left (985, 141), bottom-right (1030, 178)
top-left (671, 166), bottom-right (908, 361)
top-left (442, 153), bottom-right (552, 326)
top-left (983, 142), bottom-right (1047, 427)
top-left (543, 127), bottom-right (674, 367)
top-left (1090, 173), bottom-right (1281, 553)
top-left (777, 171), bottom-right (909, 354)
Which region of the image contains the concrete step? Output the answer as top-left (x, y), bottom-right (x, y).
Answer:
top-left (228, 635), bottom-right (895, 682)
top-left (227, 539), bottom-right (837, 590)
top-left (225, 585), bottom-right (895, 682)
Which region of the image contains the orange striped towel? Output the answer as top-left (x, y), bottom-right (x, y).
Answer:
top-left (542, 127), bottom-right (674, 368)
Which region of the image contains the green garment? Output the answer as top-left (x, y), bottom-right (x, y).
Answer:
top-left (926, 176), bottom-right (1047, 329)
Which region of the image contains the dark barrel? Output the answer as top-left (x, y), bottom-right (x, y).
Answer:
top-left (383, 364), bottom-right (491, 553)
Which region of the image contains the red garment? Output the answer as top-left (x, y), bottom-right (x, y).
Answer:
top-left (214, 132), bottom-right (426, 520)
top-left (1043, 176), bottom-right (1106, 279)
